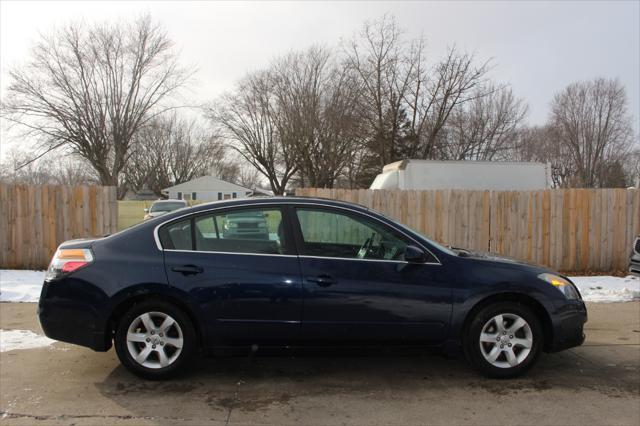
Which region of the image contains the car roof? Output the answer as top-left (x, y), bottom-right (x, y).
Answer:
top-left (153, 199), bottom-right (187, 203)
top-left (151, 196), bottom-right (374, 222)
top-left (190, 196), bottom-right (369, 212)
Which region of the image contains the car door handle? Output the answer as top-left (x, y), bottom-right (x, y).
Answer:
top-left (171, 265), bottom-right (203, 275)
top-left (306, 275), bottom-right (335, 287)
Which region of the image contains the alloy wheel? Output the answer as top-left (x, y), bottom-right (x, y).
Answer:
top-left (126, 311), bottom-right (184, 369)
top-left (479, 313), bottom-right (533, 368)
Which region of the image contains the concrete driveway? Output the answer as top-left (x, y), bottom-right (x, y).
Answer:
top-left (1, 302), bottom-right (639, 425)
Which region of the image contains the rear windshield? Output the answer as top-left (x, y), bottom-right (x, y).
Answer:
top-left (150, 202), bottom-right (186, 213)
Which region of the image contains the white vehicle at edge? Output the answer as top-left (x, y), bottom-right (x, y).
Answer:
top-left (370, 159), bottom-right (551, 191)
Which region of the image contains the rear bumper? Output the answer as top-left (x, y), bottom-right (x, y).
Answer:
top-left (547, 300), bottom-right (587, 352)
top-left (37, 281), bottom-right (111, 352)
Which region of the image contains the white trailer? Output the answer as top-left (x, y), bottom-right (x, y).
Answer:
top-left (370, 160), bottom-right (551, 190)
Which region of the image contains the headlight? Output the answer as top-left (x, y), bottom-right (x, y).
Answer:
top-left (538, 273), bottom-right (581, 299)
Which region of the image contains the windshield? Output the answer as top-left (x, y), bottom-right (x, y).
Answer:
top-left (367, 208), bottom-right (457, 256)
top-left (150, 202), bottom-right (186, 213)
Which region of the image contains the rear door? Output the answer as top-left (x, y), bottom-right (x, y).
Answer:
top-left (160, 205), bottom-right (303, 344)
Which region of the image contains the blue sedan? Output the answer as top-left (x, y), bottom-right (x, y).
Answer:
top-left (38, 197), bottom-right (587, 379)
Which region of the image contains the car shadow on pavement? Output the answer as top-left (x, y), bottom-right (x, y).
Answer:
top-left (92, 345), bottom-right (639, 424)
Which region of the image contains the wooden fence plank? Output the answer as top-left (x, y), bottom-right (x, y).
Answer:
top-left (294, 187), bottom-right (639, 272)
top-left (1, 185), bottom-right (638, 271)
top-left (0, 184), bottom-right (117, 269)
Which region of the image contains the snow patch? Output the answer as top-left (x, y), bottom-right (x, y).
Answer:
top-left (0, 329), bottom-right (55, 352)
top-left (0, 270), bottom-right (46, 302)
top-left (569, 275), bottom-right (640, 303)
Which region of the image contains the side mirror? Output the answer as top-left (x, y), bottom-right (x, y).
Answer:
top-left (143, 208), bottom-right (149, 213)
top-left (404, 245), bottom-right (427, 263)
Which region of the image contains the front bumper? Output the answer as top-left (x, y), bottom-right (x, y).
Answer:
top-left (629, 254), bottom-right (640, 277)
top-left (547, 299), bottom-right (587, 352)
top-left (37, 280), bottom-right (111, 351)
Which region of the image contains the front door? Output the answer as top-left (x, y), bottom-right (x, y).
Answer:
top-left (291, 206), bottom-right (453, 343)
top-left (161, 206), bottom-right (302, 344)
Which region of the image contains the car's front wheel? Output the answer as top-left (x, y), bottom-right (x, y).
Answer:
top-left (114, 300), bottom-right (196, 380)
top-left (464, 302), bottom-right (543, 378)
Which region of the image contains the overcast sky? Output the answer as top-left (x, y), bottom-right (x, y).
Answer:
top-left (1, 0), bottom-right (639, 158)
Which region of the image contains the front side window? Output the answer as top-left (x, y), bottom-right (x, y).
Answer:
top-left (295, 208), bottom-right (411, 261)
top-left (160, 208), bottom-right (288, 255)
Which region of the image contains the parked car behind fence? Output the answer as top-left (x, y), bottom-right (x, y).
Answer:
top-left (143, 200), bottom-right (188, 220)
top-left (630, 236), bottom-right (640, 277)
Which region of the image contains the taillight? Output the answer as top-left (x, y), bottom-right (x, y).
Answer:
top-left (45, 248), bottom-right (94, 281)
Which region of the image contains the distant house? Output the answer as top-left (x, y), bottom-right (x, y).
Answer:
top-left (161, 176), bottom-right (253, 201)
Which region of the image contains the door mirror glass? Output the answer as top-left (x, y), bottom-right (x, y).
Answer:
top-left (404, 245), bottom-right (427, 263)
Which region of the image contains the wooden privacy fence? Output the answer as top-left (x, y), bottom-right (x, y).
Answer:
top-left (117, 200), bottom-right (204, 231)
top-left (0, 184), bottom-right (117, 270)
top-left (295, 188), bottom-right (640, 273)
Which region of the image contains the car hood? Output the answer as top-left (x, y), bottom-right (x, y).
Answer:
top-left (454, 248), bottom-right (550, 272)
top-left (147, 211), bottom-right (168, 217)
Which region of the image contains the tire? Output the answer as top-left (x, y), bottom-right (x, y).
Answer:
top-left (463, 301), bottom-right (543, 378)
top-left (114, 300), bottom-right (197, 380)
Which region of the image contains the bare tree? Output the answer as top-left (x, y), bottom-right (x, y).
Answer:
top-left (272, 47), bottom-right (362, 188)
top-left (125, 114), bottom-right (227, 196)
top-left (440, 85), bottom-right (528, 160)
top-left (209, 72), bottom-right (297, 195)
top-left (626, 148), bottom-right (640, 187)
top-left (343, 16), bottom-right (492, 173)
top-left (0, 148), bottom-right (96, 185)
top-left (402, 46), bottom-right (492, 159)
top-left (235, 167), bottom-right (263, 189)
top-left (549, 78), bottom-right (635, 188)
top-left (209, 162), bottom-right (240, 184)
top-left (510, 126), bottom-right (574, 187)
top-left (339, 140), bottom-right (372, 188)
top-left (343, 15), bottom-right (417, 169)
top-left (1, 15), bottom-right (190, 197)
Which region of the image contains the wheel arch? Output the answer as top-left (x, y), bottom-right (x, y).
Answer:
top-left (460, 292), bottom-right (554, 351)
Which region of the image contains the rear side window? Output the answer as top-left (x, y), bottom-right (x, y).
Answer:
top-left (194, 208), bottom-right (286, 254)
top-left (160, 219), bottom-right (192, 250)
top-left (159, 208), bottom-right (289, 255)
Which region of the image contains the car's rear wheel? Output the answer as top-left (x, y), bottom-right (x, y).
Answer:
top-left (463, 302), bottom-right (543, 378)
top-left (114, 300), bottom-right (196, 380)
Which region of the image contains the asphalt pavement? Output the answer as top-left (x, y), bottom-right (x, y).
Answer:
top-left (1, 302), bottom-right (638, 425)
